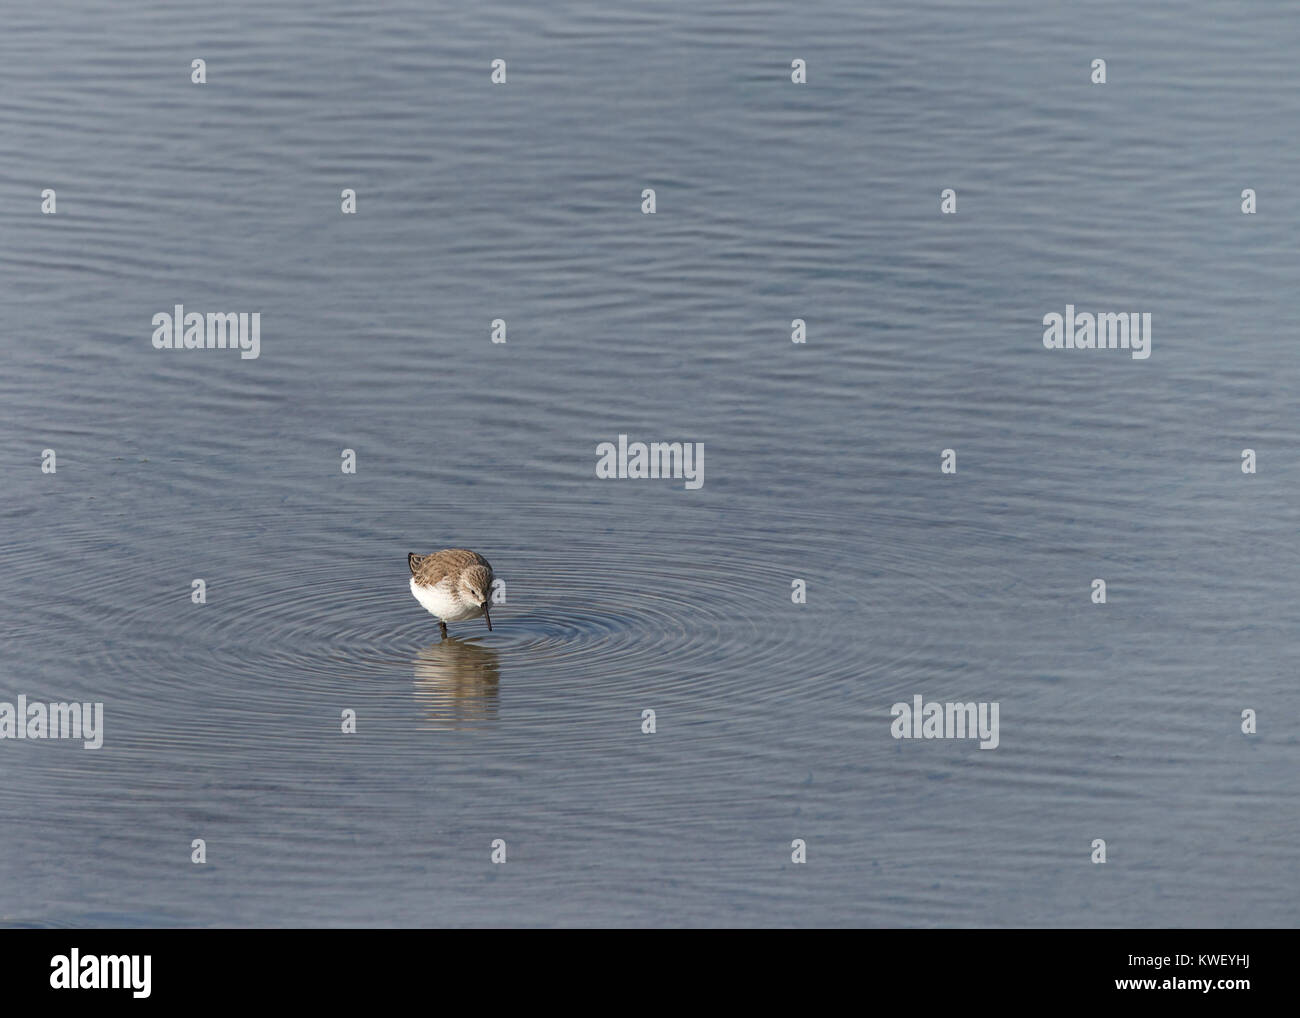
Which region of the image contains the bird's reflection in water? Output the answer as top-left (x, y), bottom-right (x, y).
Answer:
top-left (412, 638), bottom-right (501, 730)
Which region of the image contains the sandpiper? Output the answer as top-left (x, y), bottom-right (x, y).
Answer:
top-left (408, 549), bottom-right (495, 639)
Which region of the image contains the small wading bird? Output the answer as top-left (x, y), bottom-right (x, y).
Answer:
top-left (408, 549), bottom-right (495, 639)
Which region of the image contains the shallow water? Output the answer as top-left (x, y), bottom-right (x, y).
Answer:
top-left (1, 1), bottom-right (1299, 927)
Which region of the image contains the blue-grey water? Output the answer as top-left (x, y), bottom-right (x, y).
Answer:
top-left (2, 0), bottom-right (1298, 927)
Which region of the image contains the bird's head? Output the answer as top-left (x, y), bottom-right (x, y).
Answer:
top-left (458, 564), bottom-right (494, 630)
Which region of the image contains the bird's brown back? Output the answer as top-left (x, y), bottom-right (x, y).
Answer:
top-left (408, 548), bottom-right (492, 586)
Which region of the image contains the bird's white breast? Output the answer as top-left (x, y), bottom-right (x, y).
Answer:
top-left (410, 577), bottom-right (483, 622)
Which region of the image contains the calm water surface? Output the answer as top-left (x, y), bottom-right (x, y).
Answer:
top-left (1, 0), bottom-right (1298, 926)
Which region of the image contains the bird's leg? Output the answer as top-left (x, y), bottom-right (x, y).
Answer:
top-left (439, 621), bottom-right (448, 640)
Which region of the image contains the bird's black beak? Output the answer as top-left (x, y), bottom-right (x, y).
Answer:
top-left (481, 603), bottom-right (493, 631)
